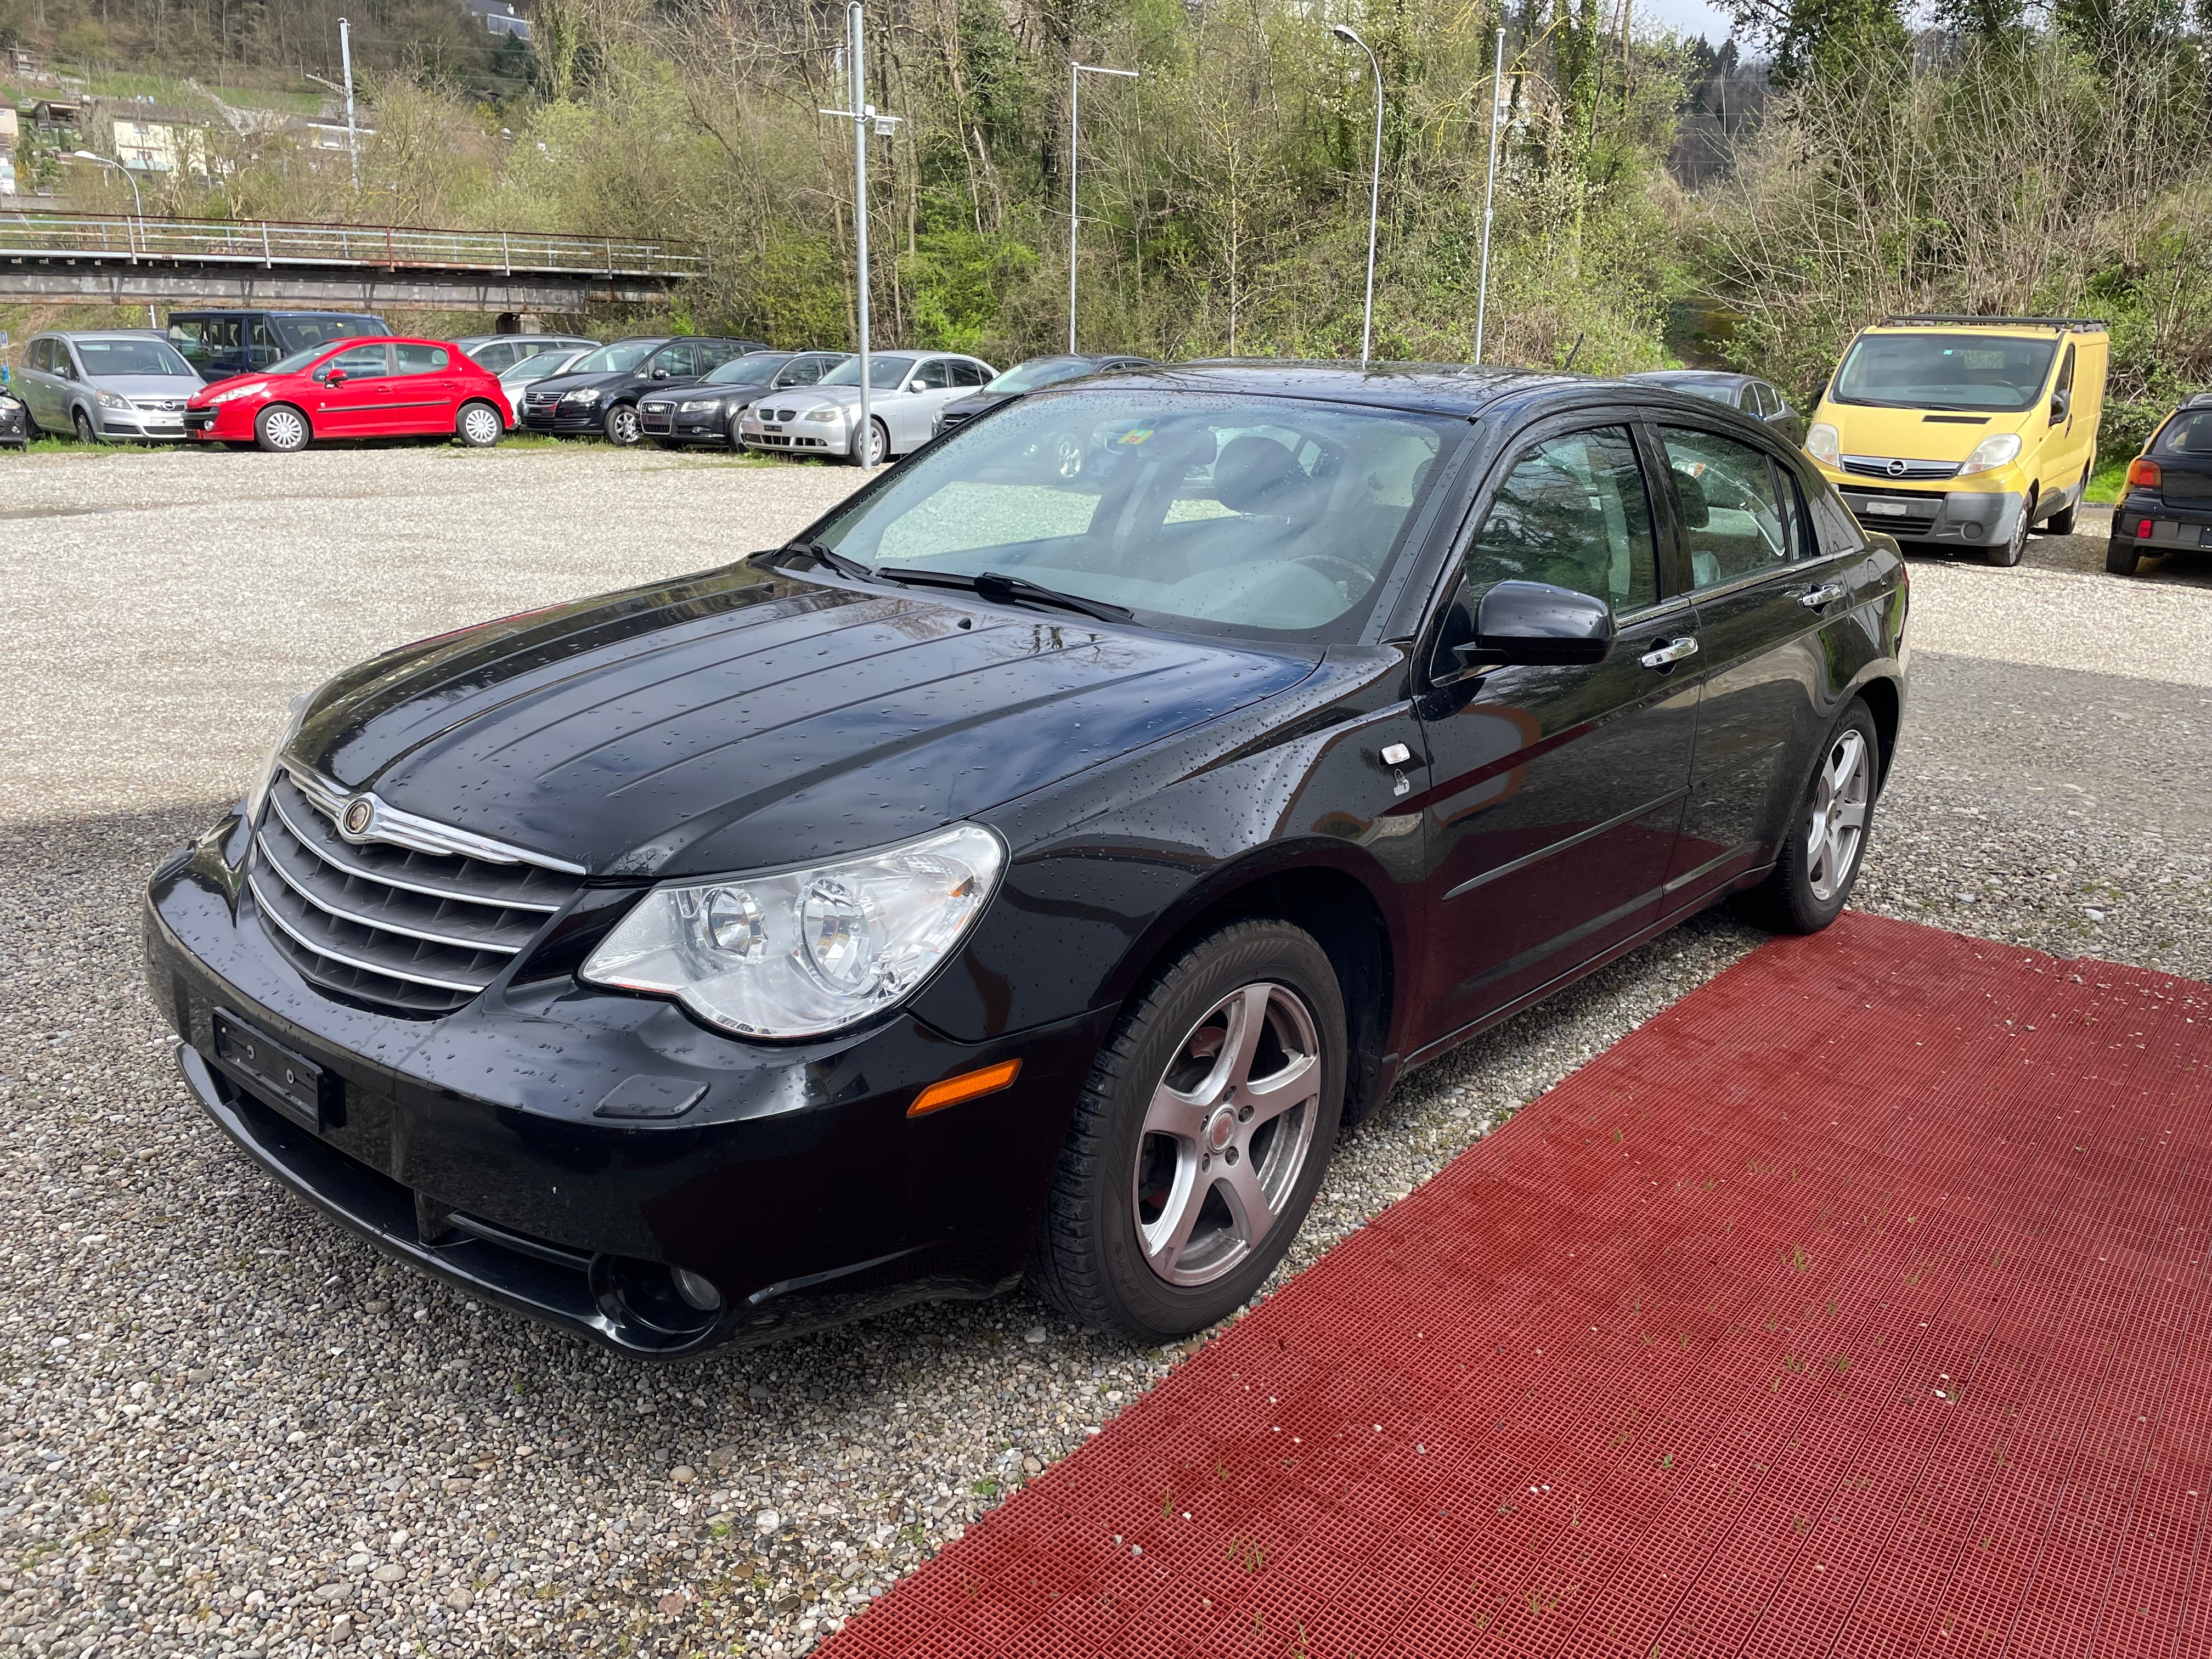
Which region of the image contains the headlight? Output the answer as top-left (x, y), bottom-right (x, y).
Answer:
top-left (562, 387), bottom-right (603, 405)
top-left (244, 693), bottom-right (311, 825)
top-left (679, 400), bottom-right (718, 414)
top-left (0, 393), bottom-right (21, 411)
top-left (1959, 432), bottom-right (2023, 476)
top-left (1805, 422), bottom-right (1841, 467)
top-left (580, 824), bottom-right (1005, 1039)
top-left (207, 381), bottom-right (266, 405)
top-left (96, 388), bottom-right (132, 411)
top-left (803, 405), bottom-right (850, 424)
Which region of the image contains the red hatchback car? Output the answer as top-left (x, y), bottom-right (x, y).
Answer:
top-left (184, 336), bottom-right (510, 453)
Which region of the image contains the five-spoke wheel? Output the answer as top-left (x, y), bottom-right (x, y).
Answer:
top-left (1749, 698), bottom-right (1881, 933)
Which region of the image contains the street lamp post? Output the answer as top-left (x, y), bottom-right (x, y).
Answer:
top-left (1066, 62), bottom-right (1137, 357)
top-left (73, 151), bottom-right (156, 324)
top-left (1329, 25), bottom-right (1383, 368)
top-left (339, 18), bottom-right (360, 193)
top-left (1474, 26), bottom-right (1507, 366)
top-left (819, 2), bottom-right (901, 470)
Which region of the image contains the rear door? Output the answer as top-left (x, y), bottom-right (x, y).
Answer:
top-left (1655, 420), bottom-right (1864, 912)
top-left (1410, 419), bottom-right (1701, 1045)
top-left (310, 344), bottom-right (397, 436)
top-left (390, 343), bottom-right (461, 433)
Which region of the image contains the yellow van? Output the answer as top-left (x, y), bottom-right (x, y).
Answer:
top-left (1804, 315), bottom-right (2108, 566)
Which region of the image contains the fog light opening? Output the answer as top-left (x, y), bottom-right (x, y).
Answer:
top-left (673, 1267), bottom-right (724, 1312)
top-left (1961, 522), bottom-right (1984, 540)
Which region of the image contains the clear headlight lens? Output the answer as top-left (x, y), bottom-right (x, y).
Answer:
top-left (1805, 422), bottom-right (1841, 467)
top-left (562, 388), bottom-right (603, 405)
top-left (244, 693), bottom-right (311, 825)
top-left (1959, 432), bottom-right (2023, 476)
top-left (207, 381), bottom-right (266, 405)
top-left (581, 825), bottom-right (1004, 1039)
top-left (679, 399), bottom-right (718, 414)
top-left (96, 388), bottom-right (132, 410)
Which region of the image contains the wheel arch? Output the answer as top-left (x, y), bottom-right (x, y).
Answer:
top-left (260, 399), bottom-right (314, 438)
top-left (1852, 671), bottom-right (1903, 786)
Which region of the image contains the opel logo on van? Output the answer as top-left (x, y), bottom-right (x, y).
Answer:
top-left (1886, 458), bottom-right (1908, 477)
top-left (342, 798), bottom-right (375, 837)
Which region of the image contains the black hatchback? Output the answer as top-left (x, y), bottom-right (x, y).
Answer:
top-left (145, 364), bottom-right (1908, 1358)
top-left (2108, 392), bottom-right (2212, 575)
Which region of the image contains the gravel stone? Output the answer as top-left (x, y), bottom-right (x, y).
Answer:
top-left (1, 452), bottom-right (2197, 1655)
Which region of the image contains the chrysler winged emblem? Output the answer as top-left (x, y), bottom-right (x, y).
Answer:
top-left (342, 797), bottom-right (375, 838)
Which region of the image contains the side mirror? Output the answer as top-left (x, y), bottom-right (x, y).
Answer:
top-left (2050, 389), bottom-right (2070, 423)
top-left (651, 367), bottom-right (670, 379)
top-left (1453, 580), bottom-right (1617, 670)
top-left (324, 370), bottom-right (347, 387)
top-left (909, 380), bottom-right (927, 393)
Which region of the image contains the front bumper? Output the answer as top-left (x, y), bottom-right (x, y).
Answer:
top-left (145, 816), bottom-right (1106, 1358)
top-left (185, 402), bottom-right (259, 441)
top-left (1826, 478), bottom-right (2027, 546)
top-left (740, 412), bottom-right (846, 454)
top-left (0, 401), bottom-right (24, 444)
top-left (521, 400), bottom-right (611, 433)
top-left (639, 403), bottom-right (736, 444)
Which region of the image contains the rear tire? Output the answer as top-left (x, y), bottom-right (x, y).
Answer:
top-left (2046, 466), bottom-right (2087, 536)
top-left (1026, 918), bottom-right (1347, 1345)
top-left (255, 404), bottom-right (310, 454)
top-left (603, 404), bottom-right (642, 446)
top-left (455, 400), bottom-right (503, 448)
top-left (2106, 539), bottom-right (2142, 576)
top-left (1990, 489), bottom-right (2034, 566)
top-left (1744, 698), bottom-right (1881, 935)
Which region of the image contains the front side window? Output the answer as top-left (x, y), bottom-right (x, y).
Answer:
top-left (1833, 331), bottom-right (2061, 414)
top-left (912, 359), bottom-right (951, 392)
top-left (393, 343), bottom-right (450, 375)
top-left (320, 344), bottom-right (391, 380)
top-left (819, 354), bottom-right (916, 391)
top-left (1459, 426), bottom-right (1659, 613)
top-left (811, 390), bottom-right (1455, 641)
top-left (1660, 426), bottom-right (1795, 589)
top-left (74, 337), bottom-right (195, 377)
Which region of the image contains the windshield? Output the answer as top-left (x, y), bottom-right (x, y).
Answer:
top-left (1833, 331), bottom-right (2059, 413)
top-left (75, 337), bottom-right (194, 377)
top-left (811, 390), bottom-right (1456, 642)
top-left (706, 353), bottom-right (787, 386)
top-left (272, 315), bottom-right (381, 352)
top-left (500, 350), bottom-right (580, 381)
top-left (819, 354), bottom-right (916, 390)
top-left (565, 341), bottom-right (661, 377)
top-left (984, 358), bottom-right (1096, 394)
top-left (269, 343), bottom-right (336, 375)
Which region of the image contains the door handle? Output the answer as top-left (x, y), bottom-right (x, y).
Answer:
top-left (1638, 636), bottom-right (1700, 670)
top-left (1797, 582), bottom-right (1847, 609)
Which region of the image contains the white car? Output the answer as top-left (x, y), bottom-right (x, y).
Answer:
top-left (495, 347), bottom-right (593, 428)
top-left (740, 352), bottom-right (995, 465)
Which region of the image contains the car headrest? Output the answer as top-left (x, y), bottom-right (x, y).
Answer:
top-left (1214, 435), bottom-right (1305, 515)
top-left (1671, 466), bottom-right (1711, 530)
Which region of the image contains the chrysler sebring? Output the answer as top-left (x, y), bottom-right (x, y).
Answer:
top-left (144, 364), bottom-right (1908, 1357)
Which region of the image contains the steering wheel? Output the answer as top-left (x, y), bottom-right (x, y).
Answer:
top-left (1295, 554), bottom-right (1375, 595)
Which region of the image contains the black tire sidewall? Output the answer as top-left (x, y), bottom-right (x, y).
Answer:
top-left (457, 401), bottom-right (501, 447)
top-left (1771, 699), bottom-right (1882, 933)
top-left (73, 408), bottom-right (95, 443)
top-left (2106, 540), bottom-right (2140, 576)
top-left (1064, 922), bottom-right (1347, 1342)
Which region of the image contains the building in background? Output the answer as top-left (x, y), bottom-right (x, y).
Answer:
top-left (463, 0), bottom-right (534, 41)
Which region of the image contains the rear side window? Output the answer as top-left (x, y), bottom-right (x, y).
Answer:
top-left (2157, 411), bottom-right (2212, 456)
top-left (1658, 426), bottom-right (1793, 589)
top-left (1462, 426), bottom-right (1659, 613)
top-left (394, 344), bottom-right (450, 375)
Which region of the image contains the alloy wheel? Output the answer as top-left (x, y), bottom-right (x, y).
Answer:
top-left (1132, 982), bottom-right (1323, 1287)
top-left (608, 406), bottom-right (641, 445)
top-left (1805, 729), bottom-right (1871, 904)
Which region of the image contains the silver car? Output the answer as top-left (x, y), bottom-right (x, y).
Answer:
top-left (19, 331), bottom-right (204, 443)
top-left (495, 347), bottom-right (593, 428)
top-left (740, 351), bottom-right (995, 465)
top-left (456, 333), bottom-right (600, 375)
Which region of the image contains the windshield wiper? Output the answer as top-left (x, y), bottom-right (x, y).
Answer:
top-left (778, 540), bottom-right (880, 584)
top-left (876, 566), bottom-right (1134, 623)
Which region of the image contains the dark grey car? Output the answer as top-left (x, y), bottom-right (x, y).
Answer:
top-left (1629, 370), bottom-right (1805, 447)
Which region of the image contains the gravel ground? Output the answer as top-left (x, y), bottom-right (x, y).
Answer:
top-left (1, 449), bottom-right (2207, 1658)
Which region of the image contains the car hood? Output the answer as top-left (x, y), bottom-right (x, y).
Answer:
top-left (941, 392), bottom-right (1013, 418)
top-left (290, 563), bottom-right (1321, 879)
top-left (1815, 401), bottom-right (2034, 464)
top-left (91, 374), bottom-right (205, 397)
top-left (644, 383), bottom-right (769, 407)
top-left (795, 385), bottom-right (908, 409)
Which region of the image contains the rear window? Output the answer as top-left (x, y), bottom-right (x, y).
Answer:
top-left (2154, 411), bottom-right (2212, 457)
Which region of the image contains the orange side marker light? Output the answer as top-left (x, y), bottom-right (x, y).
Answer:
top-left (909, 1058), bottom-right (1022, 1118)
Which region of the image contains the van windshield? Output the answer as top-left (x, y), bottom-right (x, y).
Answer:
top-left (1833, 332), bottom-right (2059, 413)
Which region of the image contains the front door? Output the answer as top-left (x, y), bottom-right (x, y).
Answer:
top-left (311, 344), bottom-right (396, 436)
top-left (1412, 421), bottom-right (1701, 1047)
top-left (1654, 422), bottom-right (1863, 911)
top-left (897, 358), bottom-right (957, 450)
top-left (390, 343), bottom-right (461, 435)
top-left (2043, 340), bottom-right (2089, 512)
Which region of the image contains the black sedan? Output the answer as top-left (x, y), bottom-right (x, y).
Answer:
top-left (1629, 369), bottom-right (1805, 446)
top-left (934, 352), bottom-right (1156, 444)
top-left (2108, 392), bottom-right (2212, 576)
top-left (520, 335), bottom-right (767, 445)
top-left (145, 363), bottom-right (1908, 1357)
top-left (636, 348), bottom-right (850, 450)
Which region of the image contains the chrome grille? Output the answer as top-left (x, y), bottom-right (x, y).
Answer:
top-left (1841, 454), bottom-right (1961, 482)
top-left (249, 770), bottom-right (584, 1015)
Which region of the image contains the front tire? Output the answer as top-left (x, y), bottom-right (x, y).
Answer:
top-left (849, 417), bottom-right (889, 467)
top-left (72, 407), bottom-right (97, 444)
top-left (255, 404), bottom-right (311, 454)
top-left (1746, 699), bottom-right (1880, 934)
top-left (455, 400), bottom-right (503, 448)
top-left (2046, 465), bottom-right (2087, 536)
top-left (603, 403), bottom-right (642, 446)
top-left (1990, 489), bottom-right (2034, 566)
top-left (1027, 919), bottom-right (1347, 1344)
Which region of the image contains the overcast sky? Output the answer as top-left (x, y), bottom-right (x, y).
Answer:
top-left (1632, 0), bottom-right (1737, 43)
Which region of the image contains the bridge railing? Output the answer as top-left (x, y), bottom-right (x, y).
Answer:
top-left (0, 211), bottom-right (703, 279)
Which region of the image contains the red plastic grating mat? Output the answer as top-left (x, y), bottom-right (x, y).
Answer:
top-left (823, 913), bottom-right (2212, 1658)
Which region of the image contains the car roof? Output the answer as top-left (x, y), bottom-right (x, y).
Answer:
top-left (169, 308), bottom-right (380, 319)
top-left (42, 329), bottom-right (174, 340)
top-left (1037, 360), bottom-right (1571, 419)
top-left (1633, 368), bottom-right (1747, 383)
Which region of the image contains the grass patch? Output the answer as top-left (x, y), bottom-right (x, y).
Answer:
top-left (2086, 455), bottom-right (2131, 505)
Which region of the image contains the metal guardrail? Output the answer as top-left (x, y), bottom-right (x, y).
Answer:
top-left (0, 211), bottom-right (703, 280)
